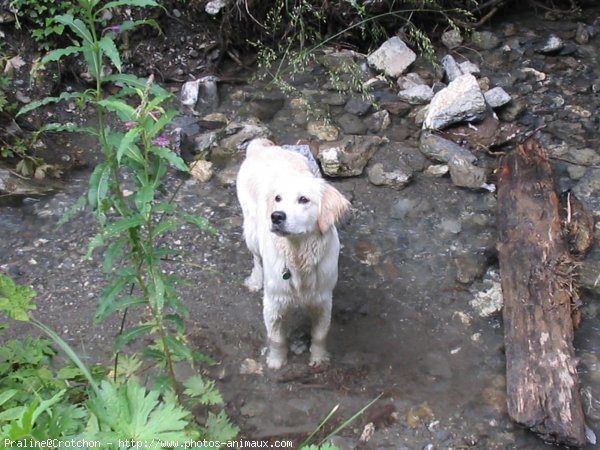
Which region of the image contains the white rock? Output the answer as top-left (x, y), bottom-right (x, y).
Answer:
top-left (423, 74), bottom-right (486, 130)
top-left (470, 268), bottom-right (503, 317)
top-left (367, 36), bottom-right (416, 78)
top-left (205, 0), bottom-right (227, 15)
top-left (180, 79), bottom-right (201, 108)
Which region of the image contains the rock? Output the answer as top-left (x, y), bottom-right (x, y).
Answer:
top-left (180, 79), bottom-right (201, 110)
top-left (441, 116), bottom-right (521, 151)
top-left (397, 84), bottom-right (434, 105)
top-left (380, 100), bottom-right (412, 117)
top-left (448, 157), bottom-right (491, 191)
top-left (281, 144), bottom-right (320, 176)
top-left (469, 268), bottom-right (503, 317)
top-left (307, 120), bottom-right (340, 141)
top-left (240, 358), bottom-right (263, 375)
top-left (484, 86), bottom-right (512, 108)
top-left (576, 22), bottom-right (590, 44)
top-left (367, 36), bottom-right (416, 78)
top-left (336, 113), bottom-right (368, 135)
top-left (419, 132), bottom-right (477, 164)
top-left (455, 252), bottom-right (490, 284)
top-left (573, 168), bottom-right (600, 217)
top-left (423, 74), bottom-right (487, 130)
top-left (459, 60), bottom-right (480, 77)
top-left (364, 110), bottom-right (391, 133)
top-left (205, 0), bottom-right (227, 15)
top-left (538, 34), bottom-right (564, 54)
top-left (442, 29), bottom-right (463, 49)
top-left (397, 72), bottom-right (427, 90)
top-left (441, 54), bottom-right (462, 82)
top-left (193, 131), bottom-right (218, 158)
top-left (318, 135), bottom-right (386, 177)
top-left (367, 162), bottom-right (412, 189)
top-left (424, 164), bottom-right (449, 177)
top-left (0, 168), bottom-right (59, 197)
top-left (471, 31), bottom-right (500, 50)
top-left (217, 119), bottom-right (271, 153)
top-left (521, 67), bottom-right (546, 82)
top-left (197, 75), bottom-right (220, 112)
top-left (344, 96), bottom-right (372, 116)
top-left (189, 159), bottom-right (213, 182)
top-left (320, 92), bottom-right (347, 106)
top-left (497, 98), bottom-right (526, 121)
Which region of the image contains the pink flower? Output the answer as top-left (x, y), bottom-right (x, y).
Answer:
top-left (125, 121), bottom-right (136, 130)
top-left (152, 134), bottom-right (170, 148)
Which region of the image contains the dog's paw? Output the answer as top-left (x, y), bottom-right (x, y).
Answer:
top-left (243, 267), bottom-right (263, 292)
top-left (309, 347), bottom-right (330, 367)
top-left (266, 341), bottom-right (287, 370)
top-left (243, 275), bottom-right (262, 292)
top-left (266, 353), bottom-right (287, 370)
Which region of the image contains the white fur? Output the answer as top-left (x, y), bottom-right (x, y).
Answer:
top-left (236, 138), bottom-right (350, 369)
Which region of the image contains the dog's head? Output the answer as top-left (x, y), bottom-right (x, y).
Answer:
top-left (269, 175), bottom-right (350, 237)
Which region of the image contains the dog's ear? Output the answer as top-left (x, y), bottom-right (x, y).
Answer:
top-left (318, 183), bottom-right (350, 234)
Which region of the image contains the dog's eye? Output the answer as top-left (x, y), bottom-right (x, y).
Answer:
top-left (275, 195), bottom-right (282, 202)
top-left (298, 196), bottom-right (309, 204)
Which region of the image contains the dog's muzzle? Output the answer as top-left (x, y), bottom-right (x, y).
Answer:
top-left (271, 211), bottom-right (288, 234)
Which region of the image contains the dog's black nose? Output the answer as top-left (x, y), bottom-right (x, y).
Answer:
top-left (271, 211), bottom-right (286, 225)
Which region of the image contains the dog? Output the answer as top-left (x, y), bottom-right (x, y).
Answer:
top-left (236, 138), bottom-right (350, 369)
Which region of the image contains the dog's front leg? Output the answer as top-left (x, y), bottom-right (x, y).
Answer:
top-left (263, 296), bottom-right (287, 369)
top-left (308, 297), bottom-right (332, 366)
top-left (244, 254), bottom-right (263, 292)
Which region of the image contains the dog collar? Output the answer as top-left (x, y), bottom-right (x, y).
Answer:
top-left (282, 267), bottom-right (291, 280)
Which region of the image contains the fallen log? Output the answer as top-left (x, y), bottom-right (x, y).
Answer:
top-left (496, 138), bottom-right (587, 447)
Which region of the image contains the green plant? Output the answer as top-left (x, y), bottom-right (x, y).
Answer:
top-left (9, 0), bottom-right (76, 47)
top-left (16, 0), bottom-right (238, 445)
top-left (19, 0), bottom-right (213, 392)
top-left (251, 0), bottom-right (472, 117)
top-left (0, 273), bottom-right (239, 448)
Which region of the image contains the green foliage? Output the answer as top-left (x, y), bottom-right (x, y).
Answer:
top-left (252, 0), bottom-right (472, 118)
top-left (11, 0), bottom-right (237, 445)
top-left (0, 273), bottom-right (239, 448)
top-left (9, 0), bottom-right (75, 47)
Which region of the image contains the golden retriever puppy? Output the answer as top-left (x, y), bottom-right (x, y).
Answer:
top-left (236, 138), bottom-right (350, 369)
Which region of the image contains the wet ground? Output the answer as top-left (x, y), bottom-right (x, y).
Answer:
top-left (4, 6), bottom-right (600, 450)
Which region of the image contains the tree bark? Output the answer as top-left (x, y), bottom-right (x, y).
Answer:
top-left (496, 138), bottom-right (587, 447)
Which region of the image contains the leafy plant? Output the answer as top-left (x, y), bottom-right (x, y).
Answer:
top-left (14, 0), bottom-right (238, 445)
top-left (251, 0), bottom-right (472, 117)
top-left (9, 0), bottom-right (76, 47)
top-left (0, 273), bottom-right (240, 448)
top-left (19, 0), bottom-right (215, 393)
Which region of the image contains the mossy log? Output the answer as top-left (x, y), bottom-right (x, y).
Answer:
top-left (496, 138), bottom-right (587, 447)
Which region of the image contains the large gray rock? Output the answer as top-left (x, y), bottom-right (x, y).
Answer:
top-left (318, 135), bottom-right (387, 177)
top-left (423, 74), bottom-right (487, 130)
top-left (419, 131), bottom-right (477, 164)
top-left (367, 36), bottom-right (416, 78)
